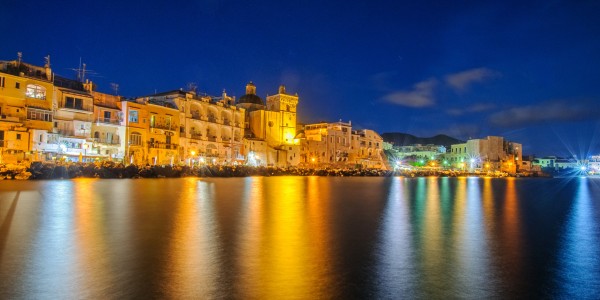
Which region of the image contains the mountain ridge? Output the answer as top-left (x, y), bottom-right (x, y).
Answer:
top-left (381, 132), bottom-right (464, 148)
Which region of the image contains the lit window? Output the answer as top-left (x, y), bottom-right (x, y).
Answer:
top-left (26, 84), bottom-right (46, 99)
top-left (129, 110), bottom-right (139, 123)
top-left (129, 132), bottom-right (142, 146)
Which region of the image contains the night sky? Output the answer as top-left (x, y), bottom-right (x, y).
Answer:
top-left (2, 0), bottom-right (600, 156)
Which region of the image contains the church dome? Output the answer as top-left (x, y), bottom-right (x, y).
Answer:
top-left (238, 93), bottom-right (264, 105)
top-left (237, 81), bottom-right (264, 105)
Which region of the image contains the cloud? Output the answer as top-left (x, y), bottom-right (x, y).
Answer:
top-left (445, 68), bottom-right (498, 92)
top-left (383, 78), bottom-right (437, 108)
top-left (489, 100), bottom-right (600, 128)
top-left (446, 103), bottom-right (496, 116)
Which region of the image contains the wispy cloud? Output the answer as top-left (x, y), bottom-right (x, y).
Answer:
top-left (445, 68), bottom-right (498, 92)
top-left (382, 78), bottom-right (437, 108)
top-left (489, 100), bottom-right (600, 127)
top-left (447, 103), bottom-right (496, 116)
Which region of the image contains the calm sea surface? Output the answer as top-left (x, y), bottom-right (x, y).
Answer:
top-left (1, 177), bottom-right (599, 299)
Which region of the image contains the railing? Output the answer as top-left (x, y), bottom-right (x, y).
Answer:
top-left (148, 141), bottom-right (178, 150)
top-left (60, 102), bottom-right (93, 112)
top-left (150, 123), bottom-right (174, 131)
top-left (94, 137), bottom-right (120, 145)
top-left (223, 119), bottom-right (231, 126)
top-left (190, 133), bottom-right (203, 140)
top-left (208, 116), bottom-right (217, 123)
top-left (208, 136), bottom-right (217, 142)
top-left (0, 115), bottom-right (24, 122)
top-left (56, 129), bottom-right (75, 136)
top-left (95, 117), bottom-right (120, 125)
top-left (190, 112), bottom-right (201, 120)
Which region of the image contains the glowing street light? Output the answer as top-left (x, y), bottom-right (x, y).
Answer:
top-left (83, 143), bottom-right (88, 162)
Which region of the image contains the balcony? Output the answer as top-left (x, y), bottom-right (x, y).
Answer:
top-left (148, 141), bottom-right (178, 150)
top-left (95, 117), bottom-right (120, 125)
top-left (190, 112), bottom-right (201, 120)
top-left (223, 119), bottom-right (231, 126)
top-left (190, 133), bottom-right (203, 140)
top-left (207, 115), bottom-right (217, 123)
top-left (207, 136), bottom-right (217, 142)
top-left (150, 123), bottom-right (174, 131)
top-left (59, 102), bottom-right (93, 112)
top-left (0, 115), bottom-right (24, 123)
top-left (94, 137), bottom-right (121, 145)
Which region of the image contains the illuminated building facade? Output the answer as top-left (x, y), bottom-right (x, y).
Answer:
top-left (146, 89), bottom-right (245, 165)
top-left (0, 58), bottom-right (54, 162)
top-left (301, 121), bottom-right (387, 169)
top-left (448, 136), bottom-right (522, 172)
top-left (239, 83), bottom-right (300, 166)
top-left (90, 90), bottom-right (126, 161)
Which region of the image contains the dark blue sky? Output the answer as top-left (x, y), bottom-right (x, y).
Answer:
top-left (2, 0), bottom-right (600, 156)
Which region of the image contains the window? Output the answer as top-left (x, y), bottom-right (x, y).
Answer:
top-left (150, 115), bottom-right (156, 127)
top-left (16, 134), bottom-right (21, 140)
top-left (104, 111), bottom-right (111, 120)
top-left (26, 84), bottom-right (46, 99)
top-left (129, 110), bottom-right (139, 123)
top-left (27, 108), bottom-right (52, 122)
top-left (129, 132), bottom-right (142, 146)
top-left (0, 77), bottom-right (5, 87)
top-left (65, 97), bottom-right (83, 110)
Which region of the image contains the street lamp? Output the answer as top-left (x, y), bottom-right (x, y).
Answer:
top-left (82, 143), bottom-right (88, 162)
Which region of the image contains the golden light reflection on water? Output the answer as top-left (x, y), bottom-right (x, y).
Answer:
top-left (237, 177), bottom-right (331, 299)
top-left (165, 178), bottom-right (221, 298)
top-left (72, 179), bottom-right (115, 299)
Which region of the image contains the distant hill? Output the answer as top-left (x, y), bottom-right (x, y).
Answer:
top-left (381, 133), bottom-right (464, 147)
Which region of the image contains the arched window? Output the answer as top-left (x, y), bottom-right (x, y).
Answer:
top-left (26, 84), bottom-right (46, 99)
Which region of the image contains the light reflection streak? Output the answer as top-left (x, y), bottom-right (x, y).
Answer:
top-left (165, 178), bottom-right (221, 298)
top-left (555, 178), bottom-right (600, 298)
top-left (26, 181), bottom-right (79, 298)
top-left (376, 177), bottom-right (416, 297)
top-left (454, 177), bottom-right (494, 297)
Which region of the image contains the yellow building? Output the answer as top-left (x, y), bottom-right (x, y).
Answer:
top-left (121, 100), bottom-right (149, 165)
top-left (148, 89), bottom-right (245, 165)
top-left (0, 58), bottom-right (54, 163)
top-left (239, 83), bottom-right (300, 166)
top-left (134, 97), bottom-right (181, 165)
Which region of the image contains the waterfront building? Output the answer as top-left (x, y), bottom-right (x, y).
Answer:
top-left (90, 90), bottom-right (126, 161)
top-left (133, 95), bottom-right (181, 165)
top-left (0, 58), bottom-right (54, 163)
top-left (49, 75), bottom-right (94, 162)
top-left (238, 83), bottom-right (300, 166)
top-left (532, 156), bottom-right (557, 170)
top-left (143, 89), bottom-right (245, 165)
top-left (121, 99), bottom-right (149, 165)
top-left (301, 120), bottom-right (387, 169)
top-left (448, 136), bottom-right (522, 172)
top-left (589, 155), bottom-right (600, 173)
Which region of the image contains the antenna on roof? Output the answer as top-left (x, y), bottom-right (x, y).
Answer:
top-left (69, 58), bottom-right (99, 82)
top-left (17, 52), bottom-right (22, 66)
top-left (44, 55), bottom-right (51, 68)
top-left (111, 83), bottom-right (119, 95)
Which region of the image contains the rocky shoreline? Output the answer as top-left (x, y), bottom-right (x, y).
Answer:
top-left (0, 161), bottom-right (540, 180)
